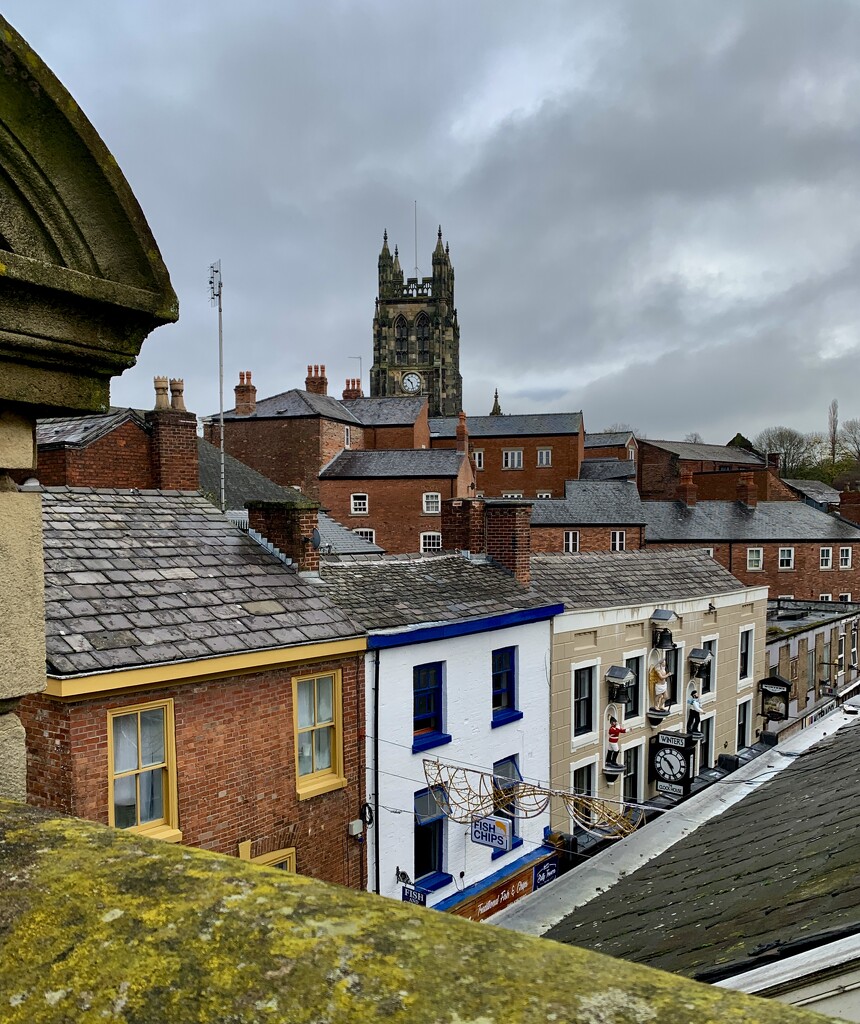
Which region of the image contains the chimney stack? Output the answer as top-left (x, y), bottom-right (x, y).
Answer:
top-left (234, 370), bottom-right (257, 416)
top-left (247, 497), bottom-right (321, 574)
top-left (676, 466), bottom-right (697, 507)
top-left (484, 500), bottom-right (533, 586)
top-left (305, 364), bottom-right (328, 396)
top-left (145, 375), bottom-right (199, 491)
top-left (455, 410), bottom-right (469, 456)
top-left (442, 498), bottom-right (486, 555)
top-left (839, 486), bottom-right (860, 526)
top-left (767, 451), bottom-right (781, 474)
top-left (736, 471), bottom-right (758, 508)
top-left (342, 378), bottom-right (363, 400)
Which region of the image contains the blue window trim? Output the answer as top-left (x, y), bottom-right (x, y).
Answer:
top-left (415, 870), bottom-right (453, 893)
top-left (492, 646), bottom-right (517, 722)
top-left (491, 708), bottom-right (524, 729)
top-left (492, 836), bottom-right (523, 860)
top-left (413, 661), bottom-right (444, 739)
top-left (412, 731), bottom-right (452, 754)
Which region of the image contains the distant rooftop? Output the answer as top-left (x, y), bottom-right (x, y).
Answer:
top-left (320, 448), bottom-right (466, 479)
top-left (340, 396), bottom-right (426, 426)
top-left (216, 388), bottom-right (359, 425)
top-left (531, 480), bottom-right (645, 526)
top-left (531, 548), bottom-right (746, 610)
top-left (578, 459), bottom-right (636, 481)
top-left (429, 412), bottom-right (582, 438)
top-left (642, 439), bottom-right (765, 465)
top-left (36, 408), bottom-right (145, 449)
top-left (782, 478), bottom-right (840, 505)
top-left (643, 499), bottom-right (860, 543)
top-left (584, 431), bottom-right (634, 448)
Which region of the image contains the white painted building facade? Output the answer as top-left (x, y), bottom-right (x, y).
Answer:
top-left (365, 611), bottom-right (559, 917)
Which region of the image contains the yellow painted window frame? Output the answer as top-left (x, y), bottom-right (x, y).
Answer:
top-left (292, 669), bottom-right (346, 800)
top-left (238, 840), bottom-right (297, 872)
top-left (106, 697), bottom-right (181, 843)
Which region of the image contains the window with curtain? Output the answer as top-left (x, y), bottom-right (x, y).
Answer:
top-left (108, 699), bottom-right (177, 838)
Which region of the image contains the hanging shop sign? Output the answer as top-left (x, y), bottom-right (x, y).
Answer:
top-left (470, 815), bottom-right (513, 852)
top-left (759, 675), bottom-right (792, 722)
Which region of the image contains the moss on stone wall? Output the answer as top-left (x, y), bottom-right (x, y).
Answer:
top-left (0, 801), bottom-right (833, 1023)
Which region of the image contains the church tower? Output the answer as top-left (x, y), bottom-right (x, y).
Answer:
top-left (370, 227), bottom-right (463, 417)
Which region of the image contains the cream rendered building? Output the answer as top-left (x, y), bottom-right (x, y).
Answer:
top-left (531, 549), bottom-right (767, 830)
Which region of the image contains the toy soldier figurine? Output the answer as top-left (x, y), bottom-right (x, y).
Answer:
top-left (687, 690), bottom-right (702, 733)
top-left (606, 717), bottom-right (628, 764)
top-left (649, 660), bottom-right (669, 711)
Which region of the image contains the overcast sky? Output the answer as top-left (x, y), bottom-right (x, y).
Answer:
top-left (7, 1), bottom-right (860, 441)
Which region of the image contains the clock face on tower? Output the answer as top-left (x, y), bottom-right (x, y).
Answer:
top-left (653, 747), bottom-right (688, 783)
top-left (401, 372), bottom-right (422, 395)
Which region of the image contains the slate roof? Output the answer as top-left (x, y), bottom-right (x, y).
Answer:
top-left (783, 478), bottom-right (840, 505)
top-left (531, 480), bottom-right (645, 526)
top-left (340, 397), bottom-right (425, 426)
top-left (219, 388), bottom-right (359, 425)
top-left (584, 431), bottom-right (634, 448)
top-left (319, 449), bottom-right (466, 479)
top-left (642, 439), bottom-right (765, 465)
top-left (41, 488), bottom-right (361, 676)
top-left (429, 412), bottom-right (582, 438)
top-left (643, 500), bottom-right (860, 543)
top-left (319, 553), bottom-right (556, 631)
top-left (317, 514), bottom-right (385, 556)
top-left (530, 548), bottom-right (745, 609)
top-left (544, 721), bottom-right (860, 980)
top-left (37, 408), bottom-right (146, 449)
top-left (578, 459), bottom-right (636, 481)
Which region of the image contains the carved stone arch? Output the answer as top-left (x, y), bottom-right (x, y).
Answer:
top-left (415, 312), bottom-right (431, 364)
top-left (0, 17), bottom-right (177, 414)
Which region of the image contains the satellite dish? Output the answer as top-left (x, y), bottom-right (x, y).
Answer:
top-left (311, 528), bottom-right (322, 549)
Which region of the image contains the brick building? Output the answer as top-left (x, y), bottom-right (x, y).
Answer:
top-left (341, 395), bottom-right (430, 449)
top-left (637, 438), bottom-right (794, 502)
top-left (22, 487), bottom-right (368, 887)
top-left (429, 412), bottom-right (583, 499)
top-left (203, 367), bottom-right (363, 501)
top-left (529, 480), bottom-right (646, 554)
top-left (319, 447), bottom-right (475, 553)
top-left (642, 473), bottom-right (860, 602)
top-left (583, 430), bottom-right (637, 465)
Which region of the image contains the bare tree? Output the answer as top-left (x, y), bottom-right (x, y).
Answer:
top-left (828, 399), bottom-right (839, 466)
top-left (603, 422), bottom-right (645, 438)
top-left (684, 432), bottom-right (703, 444)
top-left (754, 426), bottom-right (823, 477)
top-left (840, 418), bottom-right (860, 463)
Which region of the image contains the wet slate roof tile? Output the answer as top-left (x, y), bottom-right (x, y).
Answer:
top-left (41, 489), bottom-right (361, 676)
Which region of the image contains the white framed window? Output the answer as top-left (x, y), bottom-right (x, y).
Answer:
top-left (820, 593), bottom-right (833, 602)
top-left (421, 532), bottom-right (442, 553)
top-left (537, 448), bottom-right (552, 467)
top-left (841, 547), bottom-right (852, 569)
top-left (746, 548), bottom-right (763, 571)
top-left (737, 699), bottom-right (752, 750)
top-left (350, 493), bottom-right (368, 515)
top-left (501, 491), bottom-right (523, 498)
top-left (473, 449), bottom-right (484, 471)
top-left (502, 449), bottom-right (523, 470)
top-left (571, 659), bottom-right (599, 744)
top-left (570, 757), bottom-right (597, 828)
top-left (622, 740), bottom-right (645, 805)
top-left (703, 547), bottom-right (714, 557)
top-left (537, 491), bottom-right (552, 499)
top-left (628, 447), bottom-right (636, 461)
top-left (840, 593), bottom-right (852, 603)
top-left (564, 530), bottom-right (579, 553)
top-left (778, 547), bottom-right (794, 569)
top-left (821, 547), bottom-right (833, 570)
top-left (611, 531), bottom-right (626, 552)
top-left (344, 426), bottom-right (351, 449)
top-left (475, 491), bottom-right (485, 498)
top-left (422, 492), bottom-right (441, 514)
top-left (839, 633), bottom-right (846, 673)
top-left (353, 528), bottom-right (375, 544)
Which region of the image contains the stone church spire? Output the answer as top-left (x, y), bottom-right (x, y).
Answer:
top-left (490, 389), bottom-right (502, 416)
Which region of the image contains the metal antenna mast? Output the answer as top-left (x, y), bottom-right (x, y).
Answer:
top-left (413, 200), bottom-right (419, 278)
top-left (350, 355), bottom-right (363, 391)
top-left (208, 260), bottom-right (225, 513)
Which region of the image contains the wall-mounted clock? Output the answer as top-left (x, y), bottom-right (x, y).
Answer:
top-left (653, 747), bottom-right (688, 783)
top-left (401, 372), bottom-right (422, 395)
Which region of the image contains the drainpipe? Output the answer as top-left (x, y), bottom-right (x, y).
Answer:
top-left (373, 647), bottom-right (381, 896)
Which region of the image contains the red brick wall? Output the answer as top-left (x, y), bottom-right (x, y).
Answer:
top-left (637, 442), bottom-right (773, 501)
top-left (645, 540), bottom-right (860, 600)
top-left (530, 525), bottom-right (645, 553)
top-left (584, 442), bottom-right (636, 463)
top-left (365, 424), bottom-right (423, 450)
top-left (37, 420), bottom-right (156, 489)
top-left (431, 434), bottom-right (580, 498)
top-left (320, 473), bottom-right (468, 553)
top-left (205, 416), bottom-right (365, 500)
top-left (145, 409), bottom-right (200, 490)
top-left (21, 654), bottom-right (366, 888)
top-left (692, 469), bottom-right (797, 502)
